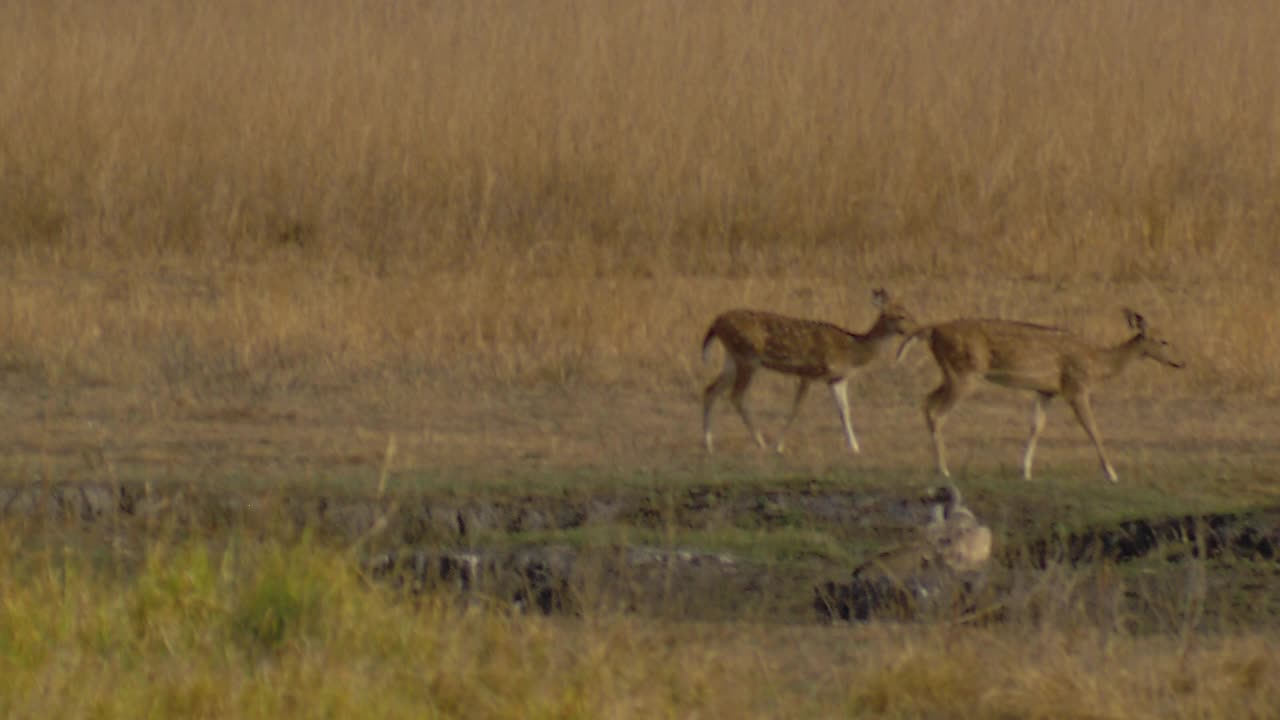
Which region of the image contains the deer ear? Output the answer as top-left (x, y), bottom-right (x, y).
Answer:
top-left (872, 288), bottom-right (888, 309)
top-left (1124, 308), bottom-right (1148, 334)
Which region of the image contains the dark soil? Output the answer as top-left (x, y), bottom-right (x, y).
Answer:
top-left (3, 480), bottom-right (1279, 626)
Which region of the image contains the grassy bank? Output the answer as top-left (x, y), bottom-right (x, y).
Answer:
top-left (0, 529), bottom-right (1275, 718)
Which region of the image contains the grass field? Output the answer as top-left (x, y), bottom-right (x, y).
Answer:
top-left (0, 528), bottom-right (1276, 719)
top-left (2, 0), bottom-right (1279, 393)
top-left (2, 0), bottom-right (1280, 716)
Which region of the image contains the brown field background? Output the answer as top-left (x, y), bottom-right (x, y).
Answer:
top-left (2, 4), bottom-right (1280, 716)
top-left (1, 0), bottom-right (1278, 399)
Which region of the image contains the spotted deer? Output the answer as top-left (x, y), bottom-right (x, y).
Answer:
top-left (700, 288), bottom-right (916, 454)
top-left (897, 308), bottom-right (1185, 482)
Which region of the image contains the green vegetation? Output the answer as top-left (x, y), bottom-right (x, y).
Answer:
top-left (0, 527), bottom-right (1276, 719)
top-left (472, 524), bottom-right (872, 566)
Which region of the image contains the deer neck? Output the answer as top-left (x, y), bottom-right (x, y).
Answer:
top-left (855, 314), bottom-right (901, 349)
top-left (1092, 334), bottom-right (1145, 380)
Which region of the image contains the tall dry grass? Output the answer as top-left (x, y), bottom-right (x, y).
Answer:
top-left (1, 0), bottom-right (1278, 394)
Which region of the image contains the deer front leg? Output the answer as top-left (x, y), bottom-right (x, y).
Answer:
top-left (925, 388), bottom-right (951, 478)
top-left (1066, 390), bottom-right (1118, 483)
top-left (924, 373), bottom-right (973, 479)
top-left (829, 378), bottom-right (860, 453)
top-left (1022, 392), bottom-right (1053, 480)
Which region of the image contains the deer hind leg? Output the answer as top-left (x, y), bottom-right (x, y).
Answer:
top-left (1022, 392), bottom-right (1053, 481)
top-left (829, 378), bottom-right (861, 453)
top-left (774, 378), bottom-right (811, 454)
top-left (727, 360), bottom-right (767, 449)
top-left (702, 356), bottom-right (738, 453)
top-left (924, 373), bottom-right (973, 478)
top-left (1066, 389), bottom-right (1118, 483)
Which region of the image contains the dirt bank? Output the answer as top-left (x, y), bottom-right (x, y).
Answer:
top-left (3, 480), bottom-right (1278, 625)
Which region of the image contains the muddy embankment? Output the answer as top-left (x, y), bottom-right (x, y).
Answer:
top-left (3, 481), bottom-right (1279, 624)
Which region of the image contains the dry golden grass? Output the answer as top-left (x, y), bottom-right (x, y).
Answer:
top-left (0, 0), bottom-right (1277, 399)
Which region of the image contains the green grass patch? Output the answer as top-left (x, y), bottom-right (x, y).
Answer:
top-left (0, 520), bottom-right (1278, 718)
top-left (470, 524), bottom-right (873, 566)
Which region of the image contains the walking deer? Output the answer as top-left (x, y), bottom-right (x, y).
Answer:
top-left (700, 288), bottom-right (916, 454)
top-left (897, 309), bottom-right (1184, 482)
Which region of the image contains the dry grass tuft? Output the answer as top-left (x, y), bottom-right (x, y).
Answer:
top-left (848, 627), bottom-right (1280, 720)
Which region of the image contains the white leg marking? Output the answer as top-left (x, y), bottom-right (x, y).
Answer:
top-left (830, 379), bottom-right (860, 453)
top-left (1022, 394), bottom-right (1049, 481)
